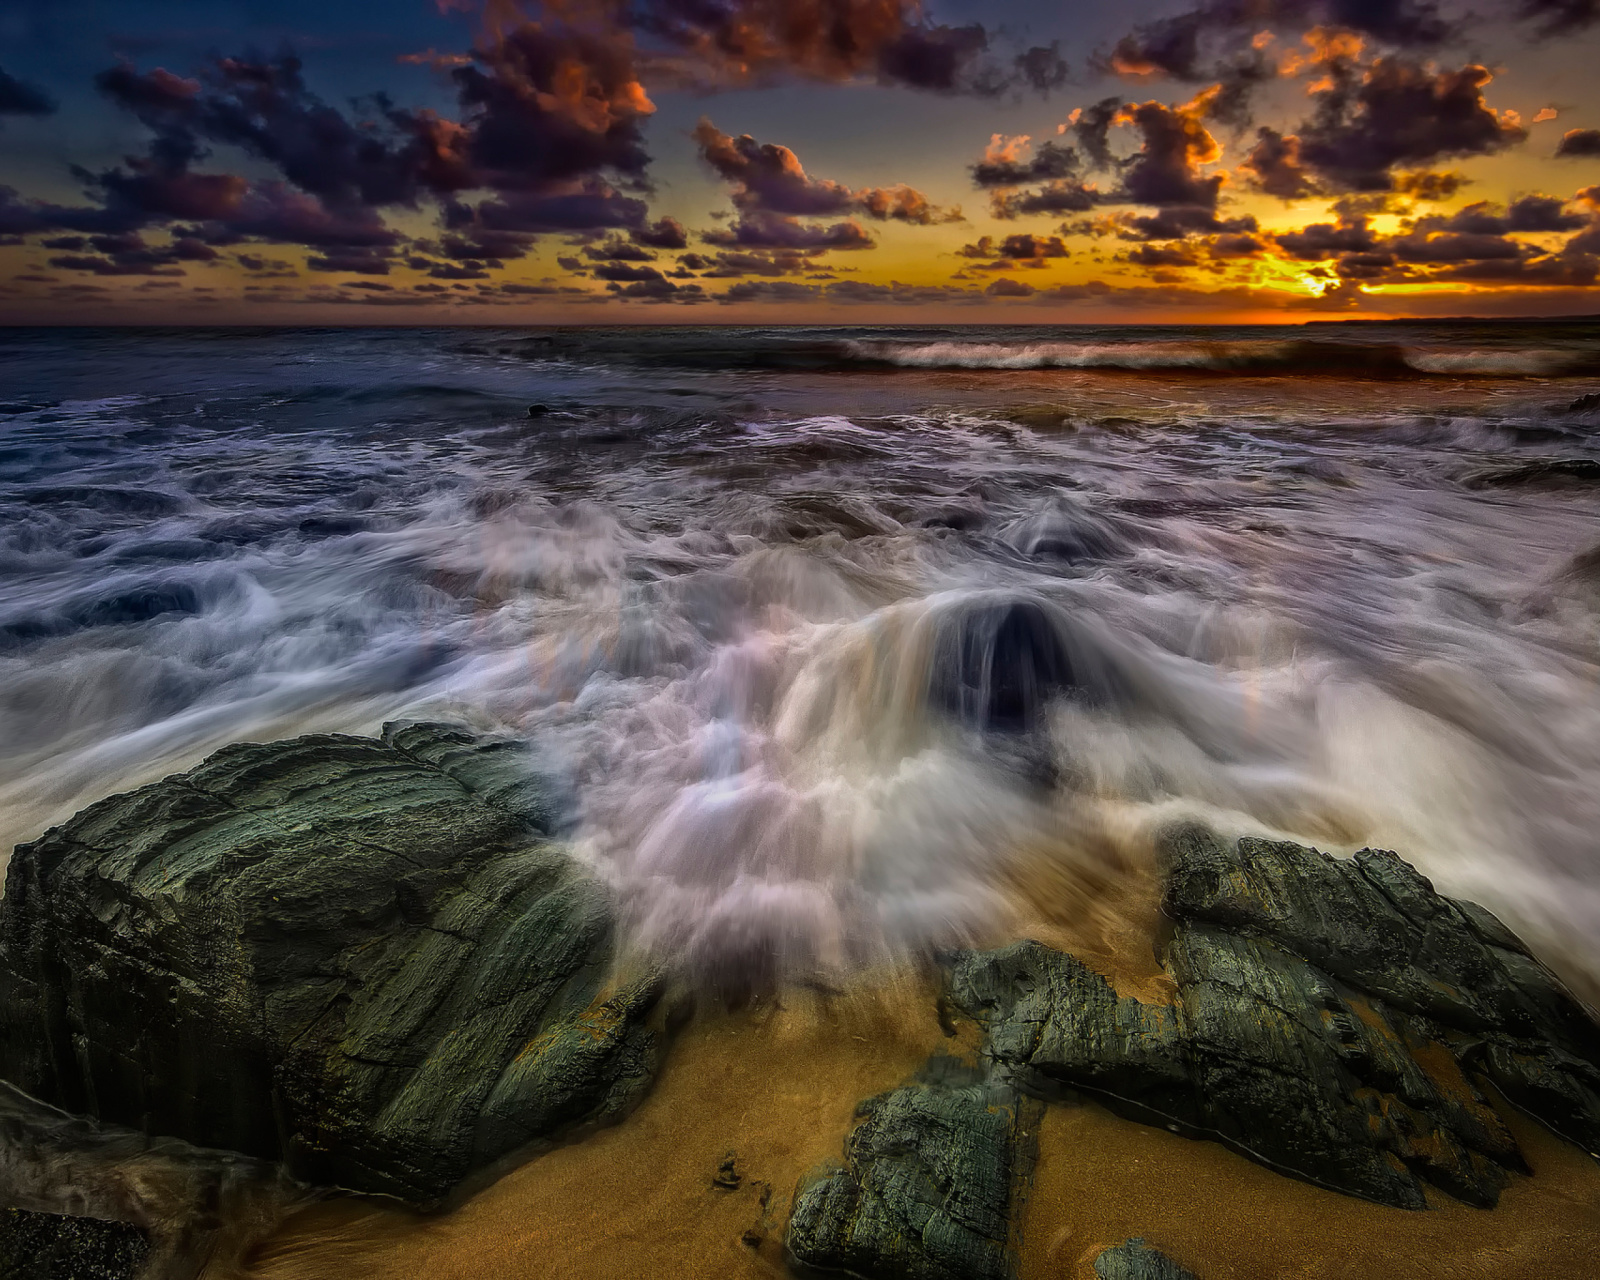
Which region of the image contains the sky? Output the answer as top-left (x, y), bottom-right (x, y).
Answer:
top-left (1, 0), bottom-right (1599, 324)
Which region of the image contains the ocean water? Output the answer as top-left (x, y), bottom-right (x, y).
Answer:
top-left (2, 321), bottom-right (1599, 995)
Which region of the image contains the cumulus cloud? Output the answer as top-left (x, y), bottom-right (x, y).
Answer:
top-left (1239, 51), bottom-right (1526, 197)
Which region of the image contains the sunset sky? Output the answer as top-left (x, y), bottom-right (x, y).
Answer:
top-left (2, 0), bottom-right (1599, 323)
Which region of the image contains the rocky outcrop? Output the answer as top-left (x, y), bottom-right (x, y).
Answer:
top-left (0, 723), bottom-right (661, 1205)
top-left (949, 828), bottom-right (1600, 1210)
top-left (0, 1208), bottom-right (149, 1280)
top-left (1093, 1238), bottom-right (1198, 1280)
top-left (787, 1059), bottom-right (1032, 1280)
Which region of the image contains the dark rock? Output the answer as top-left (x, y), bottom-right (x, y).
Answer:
top-left (787, 1060), bottom-right (1029, 1280)
top-left (929, 597), bottom-right (1123, 733)
top-left (713, 1152), bottom-right (741, 1191)
top-left (0, 1208), bottom-right (150, 1280)
top-left (526, 404), bottom-right (551, 417)
top-left (0, 723), bottom-right (661, 1206)
top-left (1461, 458), bottom-right (1600, 488)
top-left (1567, 391), bottom-right (1600, 413)
top-left (1093, 1238), bottom-right (1198, 1280)
top-left (948, 829), bottom-right (1600, 1209)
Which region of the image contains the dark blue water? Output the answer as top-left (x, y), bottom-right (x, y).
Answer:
top-left (2, 323), bottom-right (1599, 992)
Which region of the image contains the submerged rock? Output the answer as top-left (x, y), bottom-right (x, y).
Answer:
top-left (0, 723), bottom-right (661, 1205)
top-left (787, 1060), bottom-right (1031, 1280)
top-left (949, 828), bottom-right (1600, 1210)
top-left (1093, 1238), bottom-right (1198, 1280)
top-left (0, 1208), bottom-right (149, 1280)
top-left (928, 596), bottom-right (1125, 733)
top-left (1461, 457), bottom-right (1600, 488)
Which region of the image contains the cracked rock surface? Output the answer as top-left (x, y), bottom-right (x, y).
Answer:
top-left (0, 723), bottom-right (660, 1205)
top-left (950, 827), bottom-right (1600, 1210)
top-left (787, 1059), bottom-right (1030, 1280)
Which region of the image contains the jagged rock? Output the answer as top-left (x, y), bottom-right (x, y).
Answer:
top-left (1566, 391), bottom-right (1600, 413)
top-left (0, 1208), bottom-right (149, 1280)
top-left (787, 1060), bottom-right (1029, 1280)
top-left (0, 723), bottom-right (660, 1205)
top-left (1093, 1238), bottom-right (1198, 1280)
top-left (948, 829), bottom-right (1600, 1210)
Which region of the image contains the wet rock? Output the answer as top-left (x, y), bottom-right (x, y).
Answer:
top-left (787, 1060), bottom-right (1028, 1280)
top-left (949, 829), bottom-right (1600, 1209)
top-left (0, 1208), bottom-right (150, 1280)
top-left (1566, 391), bottom-right (1600, 413)
top-left (1093, 1238), bottom-right (1198, 1280)
top-left (929, 597), bottom-right (1121, 732)
top-left (1003, 497), bottom-right (1126, 566)
top-left (0, 723), bottom-right (660, 1206)
top-left (1461, 458), bottom-right (1600, 488)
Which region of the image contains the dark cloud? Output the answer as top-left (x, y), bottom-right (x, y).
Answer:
top-left (990, 182), bottom-right (1098, 218)
top-left (693, 120), bottom-right (954, 224)
top-left (1240, 128), bottom-right (1317, 199)
top-left (1516, 0), bottom-right (1600, 35)
top-left (985, 277), bottom-right (1037, 296)
top-left (968, 135), bottom-right (1098, 220)
top-left (1068, 98), bottom-right (1123, 169)
top-left (703, 213), bottom-right (874, 251)
top-left (305, 248), bottom-right (394, 274)
top-left (1242, 55), bottom-right (1527, 200)
top-left (1294, 59), bottom-right (1526, 193)
top-left (43, 230), bottom-right (219, 276)
top-left (1393, 169), bottom-right (1467, 201)
top-left (623, 1), bottom-right (1052, 97)
top-left (1117, 94), bottom-right (1226, 208)
top-left (593, 261), bottom-right (669, 283)
top-left (442, 181), bottom-right (649, 258)
top-left (1015, 43), bottom-right (1070, 95)
top-left (5, 28), bottom-right (665, 275)
top-left (1275, 214), bottom-right (1380, 258)
top-left (631, 215), bottom-right (689, 248)
top-left (697, 249), bottom-right (821, 277)
top-left (1435, 195), bottom-right (1586, 234)
top-left (970, 137), bottom-right (1080, 188)
top-left (1557, 128), bottom-right (1600, 157)
top-left (583, 237), bottom-right (655, 262)
top-left (0, 67), bottom-right (57, 117)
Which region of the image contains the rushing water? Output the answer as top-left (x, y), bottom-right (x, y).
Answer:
top-left (2, 322), bottom-right (1599, 995)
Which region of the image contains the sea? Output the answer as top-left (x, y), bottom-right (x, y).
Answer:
top-left (1, 321), bottom-right (1598, 998)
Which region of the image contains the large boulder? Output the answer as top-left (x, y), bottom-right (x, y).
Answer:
top-left (949, 829), bottom-right (1600, 1210)
top-left (0, 723), bottom-right (661, 1205)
